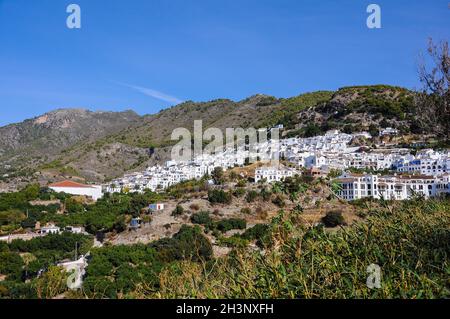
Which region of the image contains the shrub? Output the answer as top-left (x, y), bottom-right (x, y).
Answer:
top-left (322, 211), bottom-right (346, 227)
top-left (233, 188), bottom-right (246, 198)
top-left (236, 179), bottom-right (247, 187)
top-left (152, 225), bottom-right (213, 262)
top-left (260, 188), bottom-right (272, 201)
top-left (245, 190), bottom-right (259, 203)
top-left (218, 235), bottom-right (249, 248)
top-left (241, 223), bottom-right (272, 247)
top-left (241, 207), bottom-right (252, 215)
top-left (208, 190), bottom-right (232, 204)
top-left (215, 218), bottom-right (247, 233)
top-left (190, 211), bottom-right (212, 225)
top-left (172, 205), bottom-right (184, 217)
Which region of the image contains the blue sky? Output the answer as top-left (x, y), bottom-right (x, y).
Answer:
top-left (0, 0), bottom-right (448, 126)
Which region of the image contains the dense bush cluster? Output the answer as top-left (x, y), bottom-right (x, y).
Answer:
top-left (0, 232), bottom-right (93, 298)
top-left (208, 189), bottom-right (232, 204)
top-left (190, 211), bottom-right (212, 225)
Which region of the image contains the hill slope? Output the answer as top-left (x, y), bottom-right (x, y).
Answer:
top-left (0, 85), bottom-right (420, 188)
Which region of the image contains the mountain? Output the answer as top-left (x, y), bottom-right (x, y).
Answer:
top-left (0, 109), bottom-right (141, 186)
top-left (0, 85), bottom-right (421, 189)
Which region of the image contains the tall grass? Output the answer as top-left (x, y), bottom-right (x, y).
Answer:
top-left (134, 198), bottom-right (450, 299)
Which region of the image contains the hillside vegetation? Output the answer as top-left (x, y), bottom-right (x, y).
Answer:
top-left (0, 179), bottom-right (448, 299)
top-left (137, 197), bottom-right (450, 299)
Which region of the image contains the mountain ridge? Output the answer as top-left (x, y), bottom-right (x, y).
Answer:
top-left (0, 85), bottom-right (420, 190)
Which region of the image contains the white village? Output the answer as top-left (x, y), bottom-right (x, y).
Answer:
top-left (92, 128), bottom-right (450, 202)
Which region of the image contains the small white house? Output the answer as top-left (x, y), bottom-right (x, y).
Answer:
top-left (39, 225), bottom-right (61, 235)
top-left (255, 166), bottom-right (297, 183)
top-left (148, 203), bottom-right (165, 212)
top-left (49, 180), bottom-right (103, 201)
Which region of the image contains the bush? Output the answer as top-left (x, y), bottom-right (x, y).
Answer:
top-left (172, 205), bottom-right (184, 217)
top-left (241, 207), bottom-right (252, 215)
top-left (322, 211), bottom-right (346, 227)
top-left (0, 252), bottom-right (24, 281)
top-left (151, 225), bottom-right (213, 262)
top-left (218, 235), bottom-right (249, 248)
top-left (208, 190), bottom-right (232, 204)
top-left (215, 218), bottom-right (247, 233)
top-left (233, 188), bottom-right (246, 198)
top-left (241, 223), bottom-right (272, 247)
top-left (245, 190), bottom-right (259, 203)
top-left (190, 211), bottom-right (212, 225)
top-left (260, 188), bottom-right (272, 201)
top-left (236, 179), bottom-right (247, 187)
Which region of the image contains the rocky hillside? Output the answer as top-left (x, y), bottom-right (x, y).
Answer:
top-left (291, 85), bottom-right (415, 137)
top-left (0, 85), bottom-right (421, 189)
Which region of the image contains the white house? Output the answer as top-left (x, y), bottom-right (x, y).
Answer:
top-left (49, 180), bottom-right (103, 201)
top-left (149, 203), bottom-right (165, 212)
top-left (39, 224), bottom-right (61, 235)
top-left (334, 173), bottom-right (447, 201)
top-left (255, 166), bottom-right (298, 183)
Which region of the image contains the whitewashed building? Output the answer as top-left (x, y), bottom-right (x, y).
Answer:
top-left (334, 173), bottom-right (448, 201)
top-left (49, 181), bottom-right (103, 201)
top-left (255, 166), bottom-right (299, 183)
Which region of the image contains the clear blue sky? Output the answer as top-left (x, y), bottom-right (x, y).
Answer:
top-left (0, 0), bottom-right (448, 126)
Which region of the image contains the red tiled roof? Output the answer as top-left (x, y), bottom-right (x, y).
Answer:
top-left (49, 180), bottom-right (94, 188)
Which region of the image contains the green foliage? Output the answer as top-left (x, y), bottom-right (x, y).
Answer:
top-left (146, 225), bottom-right (213, 268)
top-left (232, 188), bottom-right (246, 198)
top-left (215, 218), bottom-right (246, 233)
top-left (84, 244), bottom-right (161, 298)
top-left (241, 223), bottom-right (272, 248)
top-left (166, 177), bottom-right (209, 199)
top-left (260, 91), bottom-right (333, 129)
top-left (65, 198), bottom-right (84, 214)
top-left (171, 205), bottom-right (184, 217)
top-left (217, 235), bottom-right (249, 248)
top-left (148, 198), bottom-right (450, 299)
top-left (302, 124), bottom-right (322, 138)
top-left (0, 252), bottom-right (24, 281)
top-left (190, 211), bottom-right (212, 226)
top-left (208, 189), bottom-right (232, 204)
top-left (245, 190), bottom-right (259, 203)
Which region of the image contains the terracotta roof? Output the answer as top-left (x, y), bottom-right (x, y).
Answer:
top-left (49, 180), bottom-right (94, 188)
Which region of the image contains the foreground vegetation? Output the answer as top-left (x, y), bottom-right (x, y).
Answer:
top-left (0, 181), bottom-right (449, 299)
top-left (137, 197), bottom-right (450, 299)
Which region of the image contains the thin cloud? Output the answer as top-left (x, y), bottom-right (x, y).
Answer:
top-left (114, 81), bottom-right (183, 105)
